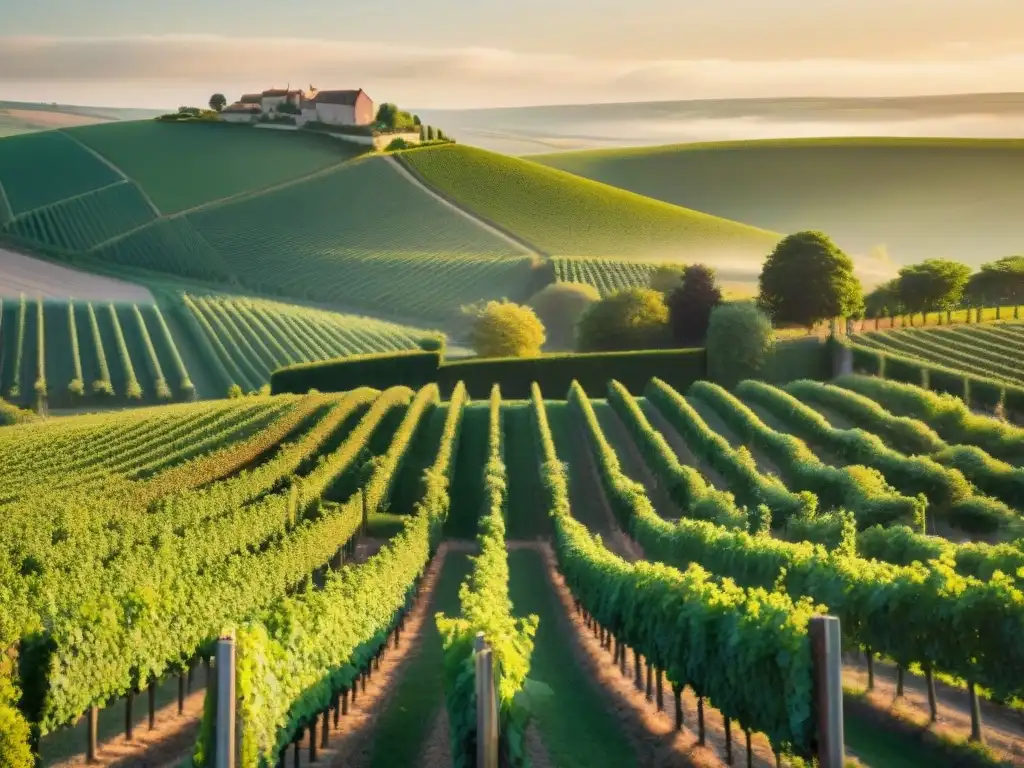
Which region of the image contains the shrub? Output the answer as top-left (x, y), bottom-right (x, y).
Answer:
top-left (467, 300), bottom-right (546, 358)
top-left (647, 265), bottom-right (685, 294)
top-left (705, 301), bottom-right (774, 388)
top-left (576, 287), bottom-right (669, 352)
top-left (386, 137), bottom-right (410, 151)
top-left (227, 384), bottom-right (244, 399)
top-left (527, 282), bottom-right (600, 349)
top-left (1004, 385), bottom-right (1024, 423)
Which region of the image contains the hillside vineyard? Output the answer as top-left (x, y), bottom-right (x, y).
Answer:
top-left (0, 123), bottom-right (781, 328)
top-left (3, 374), bottom-right (1023, 765)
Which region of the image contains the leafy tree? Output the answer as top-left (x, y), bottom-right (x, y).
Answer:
top-left (758, 231), bottom-right (863, 329)
top-left (576, 288), bottom-right (669, 352)
top-left (896, 259), bottom-right (971, 325)
top-left (467, 300), bottom-right (546, 357)
top-left (706, 302), bottom-right (775, 388)
top-left (227, 384), bottom-right (244, 399)
top-left (647, 265), bottom-right (685, 294)
top-left (975, 256), bottom-right (1024, 320)
top-left (863, 279), bottom-right (904, 329)
top-left (527, 282), bottom-right (600, 349)
top-left (667, 264), bottom-right (723, 346)
top-left (427, 125), bottom-right (436, 140)
top-left (209, 93), bottom-right (228, 112)
top-left (413, 114), bottom-right (422, 126)
top-left (419, 124), bottom-right (428, 141)
top-left (376, 103), bottom-right (398, 127)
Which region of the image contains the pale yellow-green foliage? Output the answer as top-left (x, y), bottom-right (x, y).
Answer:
top-left (468, 300), bottom-right (546, 358)
top-left (648, 265), bottom-right (686, 293)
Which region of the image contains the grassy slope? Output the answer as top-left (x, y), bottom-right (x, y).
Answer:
top-left (533, 137), bottom-right (1024, 269)
top-left (402, 144), bottom-right (778, 267)
top-left (64, 121), bottom-right (362, 214)
top-left (508, 548), bottom-right (638, 768)
top-left (189, 155), bottom-right (534, 317)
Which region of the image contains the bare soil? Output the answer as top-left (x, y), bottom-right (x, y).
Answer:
top-left (46, 686), bottom-right (206, 768)
top-left (0, 247), bottom-right (154, 302)
top-left (844, 652), bottom-right (1024, 765)
top-left (319, 542), bottom-right (474, 768)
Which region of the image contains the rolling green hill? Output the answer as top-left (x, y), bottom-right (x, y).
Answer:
top-left (401, 144), bottom-right (779, 271)
top-left (532, 138), bottom-right (1024, 270)
top-left (1, 122), bottom-right (785, 337)
top-left (66, 121), bottom-right (363, 213)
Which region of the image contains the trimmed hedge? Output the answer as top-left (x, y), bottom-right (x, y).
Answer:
top-left (927, 368), bottom-right (968, 400)
top-left (851, 345), bottom-right (884, 375)
top-left (843, 340), bottom-right (1011, 415)
top-left (884, 355), bottom-right (927, 386)
top-left (272, 347), bottom-right (708, 398)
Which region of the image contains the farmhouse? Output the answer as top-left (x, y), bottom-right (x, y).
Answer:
top-left (221, 87), bottom-right (375, 127)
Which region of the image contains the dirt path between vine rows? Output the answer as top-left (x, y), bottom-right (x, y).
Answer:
top-left (319, 540), bottom-right (476, 768)
top-left (843, 653), bottom-right (1024, 765)
top-left (520, 540), bottom-right (779, 768)
top-left (45, 681), bottom-right (206, 768)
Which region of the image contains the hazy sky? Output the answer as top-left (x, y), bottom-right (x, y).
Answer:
top-left (3, 0), bottom-right (1024, 109)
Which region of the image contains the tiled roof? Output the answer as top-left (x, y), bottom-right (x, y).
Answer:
top-left (240, 93), bottom-right (262, 104)
top-left (313, 89), bottom-right (364, 106)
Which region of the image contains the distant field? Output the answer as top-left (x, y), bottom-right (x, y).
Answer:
top-left (177, 293), bottom-right (436, 394)
top-left (66, 121), bottom-right (363, 213)
top-left (852, 323), bottom-right (1024, 385)
top-left (0, 247), bottom-right (153, 302)
top-left (401, 144), bottom-right (778, 268)
top-left (533, 137), bottom-right (1024, 270)
top-left (0, 289), bottom-right (441, 408)
top-left (188, 156), bottom-right (540, 317)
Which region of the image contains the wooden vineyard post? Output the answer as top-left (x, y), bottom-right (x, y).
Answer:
top-left (810, 615), bottom-right (844, 768)
top-left (148, 678), bottom-right (157, 730)
top-left (968, 680), bottom-right (984, 743)
top-left (475, 633), bottom-right (498, 768)
top-left (179, 671), bottom-right (187, 714)
top-left (86, 705), bottom-right (98, 763)
top-left (216, 634), bottom-right (236, 768)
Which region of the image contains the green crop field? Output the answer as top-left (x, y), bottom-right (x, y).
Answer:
top-left (6, 373), bottom-right (1023, 768)
top-left (8, 181), bottom-right (157, 252)
top-left (0, 130), bottom-right (123, 216)
top-left (852, 323), bottom-right (1024, 385)
top-left (0, 291), bottom-right (442, 409)
top-left (188, 155), bottom-right (538, 317)
top-left (66, 121), bottom-right (363, 213)
top-left (533, 137), bottom-right (1024, 268)
top-left (552, 256), bottom-right (686, 295)
top-left (402, 144), bottom-right (779, 267)
top-left (177, 293), bottom-right (438, 394)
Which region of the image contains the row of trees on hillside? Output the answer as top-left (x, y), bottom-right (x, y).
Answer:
top-left (757, 230), bottom-right (1024, 330)
top-left (866, 256), bottom-right (1024, 324)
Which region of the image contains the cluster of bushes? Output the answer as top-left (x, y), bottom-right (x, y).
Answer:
top-left (157, 106), bottom-right (221, 122)
top-left (258, 113), bottom-right (297, 126)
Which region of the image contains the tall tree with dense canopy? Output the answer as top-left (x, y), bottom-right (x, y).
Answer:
top-left (977, 256), bottom-right (1024, 320)
top-left (896, 259), bottom-right (971, 324)
top-left (208, 94), bottom-right (227, 113)
top-left (527, 282), bottom-right (600, 349)
top-left (863, 279), bottom-right (904, 329)
top-left (576, 288), bottom-right (669, 352)
top-left (667, 264), bottom-right (723, 346)
top-left (758, 231), bottom-right (863, 330)
top-left (467, 300), bottom-right (546, 358)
